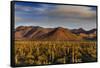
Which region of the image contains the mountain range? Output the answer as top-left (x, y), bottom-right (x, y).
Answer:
top-left (15, 26), bottom-right (97, 41)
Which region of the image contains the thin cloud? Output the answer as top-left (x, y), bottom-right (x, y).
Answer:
top-left (47, 5), bottom-right (96, 19)
top-left (15, 2), bottom-right (97, 30)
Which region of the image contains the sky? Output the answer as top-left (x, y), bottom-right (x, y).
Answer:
top-left (15, 2), bottom-right (97, 30)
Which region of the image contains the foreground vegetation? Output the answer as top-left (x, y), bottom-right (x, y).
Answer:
top-left (15, 40), bottom-right (97, 65)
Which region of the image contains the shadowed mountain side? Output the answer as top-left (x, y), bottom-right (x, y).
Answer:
top-left (15, 26), bottom-right (53, 40)
top-left (15, 26), bottom-right (96, 41)
top-left (71, 28), bottom-right (97, 34)
top-left (71, 28), bottom-right (97, 41)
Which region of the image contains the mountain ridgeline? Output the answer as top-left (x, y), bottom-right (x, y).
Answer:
top-left (15, 26), bottom-right (97, 41)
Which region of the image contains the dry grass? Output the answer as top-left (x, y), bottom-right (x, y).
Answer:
top-left (15, 40), bottom-right (97, 65)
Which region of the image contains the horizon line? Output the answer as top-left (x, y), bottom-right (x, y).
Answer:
top-left (15, 25), bottom-right (97, 31)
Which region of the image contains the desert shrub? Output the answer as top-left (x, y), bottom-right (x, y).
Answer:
top-left (15, 40), bottom-right (97, 65)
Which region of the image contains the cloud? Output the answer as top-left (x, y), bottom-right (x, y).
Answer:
top-left (15, 3), bottom-right (97, 30)
top-left (15, 3), bottom-right (96, 21)
top-left (15, 16), bottom-right (34, 22)
top-left (15, 16), bottom-right (22, 22)
top-left (47, 5), bottom-right (96, 19)
top-left (15, 4), bottom-right (33, 12)
top-left (15, 4), bottom-right (52, 14)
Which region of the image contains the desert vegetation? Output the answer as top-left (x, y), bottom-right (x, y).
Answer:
top-left (14, 2), bottom-right (97, 66)
top-left (15, 40), bottom-right (97, 65)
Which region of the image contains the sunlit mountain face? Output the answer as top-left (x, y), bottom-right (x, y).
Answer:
top-left (15, 26), bottom-right (97, 41)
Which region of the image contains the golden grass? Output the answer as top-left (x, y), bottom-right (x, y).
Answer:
top-left (15, 40), bottom-right (97, 65)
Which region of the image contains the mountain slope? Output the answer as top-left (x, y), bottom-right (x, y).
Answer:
top-left (36, 27), bottom-right (82, 41)
top-left (71, 28), bottom-right (97, 40)
top-left (15, 26), bottom-right (96, 41)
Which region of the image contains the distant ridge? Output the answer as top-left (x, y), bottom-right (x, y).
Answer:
top-left (15, 26), bottom-right (97, 41)
top-left (71, 28), bottom-right (97, 34)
